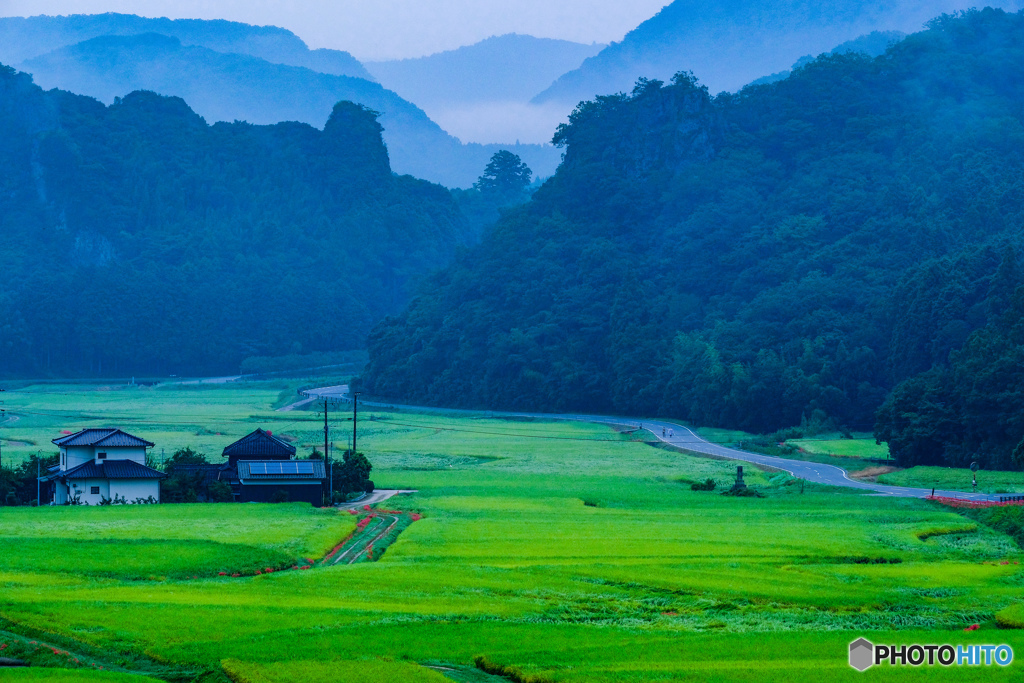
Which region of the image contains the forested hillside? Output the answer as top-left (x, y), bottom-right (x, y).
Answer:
top-left (532, 0), bottom-right (1022, 104)
top-left (361, 9), bottom-right (1024, 469)
top-left (0, 68), bottom-right (469, 376)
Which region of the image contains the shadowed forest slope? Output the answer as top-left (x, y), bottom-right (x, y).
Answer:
top-left (0, 70), bottom-right (470, 376)
top-left (361, 9), bottom-right (1024, 470)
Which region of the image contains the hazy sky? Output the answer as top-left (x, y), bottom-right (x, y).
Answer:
top-left (0, 0), bottom-right (670, 60)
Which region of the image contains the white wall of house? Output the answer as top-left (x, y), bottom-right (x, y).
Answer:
top-left (62, 446), bottom-right (94, 470)
top-left (61, 445), bottom-right (148, 471)
top-left (110, 479), bottom-right (160, 503)
top-left (70, 478), bottom-right (109, 505)
top-left (95, 446), bottom-right (147, 465)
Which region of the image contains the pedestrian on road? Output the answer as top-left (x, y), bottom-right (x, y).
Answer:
top-left (662, 427), bottom-right (666, 437)
top-left (668, 428), bottom-right (674, 438)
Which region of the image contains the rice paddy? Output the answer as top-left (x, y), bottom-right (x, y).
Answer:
top-left (0, 382), bottom-right (1022, 681)
top-left (879, 466), bottom-right (1024, 494)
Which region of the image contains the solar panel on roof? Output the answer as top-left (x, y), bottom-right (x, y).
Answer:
top-left (243, 461), bottom-right (318, 476)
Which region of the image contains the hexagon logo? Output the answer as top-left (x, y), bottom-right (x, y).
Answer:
top-left (849, 638), bottom-right (874, 671)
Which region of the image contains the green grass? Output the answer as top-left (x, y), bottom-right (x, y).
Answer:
top-left (695, 427), bottom-right (892, 466)
top-left (222, 658), bottom-right (450, 683)
top-left (0, 385), bottom-right (1022, 681)
top-left (0, 671), bottom-right (165, 682)
top-left (0, 504), bottom-right (354, 578)
top-left (788, 434), bottom-right (890, 460)
top-left (694, 427), bottom-right (756, 445)
top-left (879, 466), bottom-right (1024, 494)
top-left (0, 380), bottom-right (346, 467)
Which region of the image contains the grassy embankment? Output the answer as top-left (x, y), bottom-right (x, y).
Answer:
top-left (0, 385), bottom-right (1022, 681)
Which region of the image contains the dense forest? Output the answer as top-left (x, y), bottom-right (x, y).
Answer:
top-left (361, 9), bottom-right (1024, 470)
top-left (0, 67), bottom-right (471, 376)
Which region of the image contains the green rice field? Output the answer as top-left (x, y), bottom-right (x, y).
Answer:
top-left (788, 435), bottom-right (891, 460)
top-left (0, 383), bottom-right (1022, 681)
top-left (879, 466), bottom-right (1024, 494)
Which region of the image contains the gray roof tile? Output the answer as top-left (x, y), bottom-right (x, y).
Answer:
top-left (53, 429), bottom-right (155, 448)
top-left (223, 429), bottom-right (296, 458)
top-left (63, 459), bottom-right (165, 480)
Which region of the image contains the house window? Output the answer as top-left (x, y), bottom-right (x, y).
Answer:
top-left (90, 486), bottom-right (100, 494)
top-left (97, 452), bottom-right (107, 460)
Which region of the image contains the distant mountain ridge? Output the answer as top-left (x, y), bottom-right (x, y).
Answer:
top-left (367, 34), bottom-right (603, 107)
top-left (748, 30), bottom-right (907, 86)
top-left (0, 12), bottom-right (372, 79)
top-left (533, 0), bottom-right (1024, 104)
top-left (8, 20), bottom-right (561, 187)
top-left (366, 34), bottom-right (603, 145)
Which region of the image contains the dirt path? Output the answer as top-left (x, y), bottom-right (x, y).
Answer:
top-left (327, 515), bottom-right (401, 565)
top-left (278, 395), bottom-right (317, 412)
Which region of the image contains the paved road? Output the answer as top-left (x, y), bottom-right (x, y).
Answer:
top-left (299, 385), bottom-right (998, 502)
top-left (336, 489), bottom-right (418, 509)
top-left (590, 418), bottom-right (996, 502)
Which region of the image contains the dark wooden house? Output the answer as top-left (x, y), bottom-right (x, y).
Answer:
top-left (222, 428), bottom-right (295, 466)
top-left (221, 429), bottom-right (325, 506)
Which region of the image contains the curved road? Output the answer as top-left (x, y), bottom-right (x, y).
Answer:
top-left (297, 385), bottom-right (998, 502)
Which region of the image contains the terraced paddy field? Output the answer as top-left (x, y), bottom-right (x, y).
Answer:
top-left (0, 384), bottom-right (1023, 681)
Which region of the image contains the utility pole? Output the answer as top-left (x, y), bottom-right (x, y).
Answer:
top-left (352, 392), bottom-right (361, 456)
top-left (36, 454), bottom-right (40, 506)
top-left (323, 399), bottom-right (331, 502)
top-left (0, 387), bottom-right (5, 471)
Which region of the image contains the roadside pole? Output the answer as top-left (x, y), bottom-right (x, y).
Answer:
top-left (352, 392), bottom-right (361, 455)
top-left (324, 400), bottom-right (331, 503)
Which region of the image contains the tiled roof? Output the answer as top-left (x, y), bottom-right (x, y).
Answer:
top-left (237, 460), bottom-right (324, 480)
top-left (63, 459), bottom-right (165, 480)
top-left (222, 429), bottom-right (296, 458)
top-left (52, 428), bottom-right (155, 448)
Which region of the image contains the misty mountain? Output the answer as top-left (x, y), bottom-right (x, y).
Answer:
top-left (0, 12), bottom-right (372, 79)
top-left (532, 0), bottom-right (1024, 105)
top-left (360, 9), bottom-right (1024, 470)
top-left (367, 34), bottom-right (602, 107)
top-left (17, 33), bottom-right (561, 187)
top-left (0, 67), bottom-right (468, 376)
top-left (749, 30), bottom-right (906, 86)
top-left (367, 34), bottom-right (603, 146)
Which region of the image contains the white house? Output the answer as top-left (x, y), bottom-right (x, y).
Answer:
top-left (42, 429), bottom-right (164, 504)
